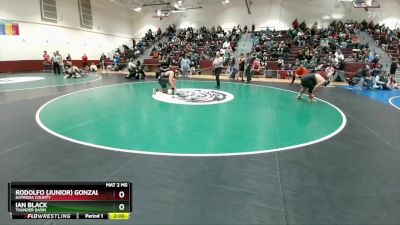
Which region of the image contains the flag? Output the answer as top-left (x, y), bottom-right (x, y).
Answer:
top-left (5, 23), bottom-right (12, 35)
top-left (12, 23), bottom-right (19, 35)
top-left (0, 19), bottom-right (19, 35)
top-left (0, 20), bottom-right (5, 35)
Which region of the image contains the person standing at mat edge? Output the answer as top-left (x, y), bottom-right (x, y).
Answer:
top-left (43, 51), bottom-right (51, 72)
top-left (52, 52), bottom-right (62, 75)
top-left (180, 54), bottom-right (190, 78)
top-left (82, 54), bottom-right (88, 69)
top-left (213, 52), bottom-right (224, 88)
top-left (297, 73), bottom-right (326, 101)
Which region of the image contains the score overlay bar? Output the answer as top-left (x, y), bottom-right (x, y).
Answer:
top-left (8, 182), bottom-right (132, 220)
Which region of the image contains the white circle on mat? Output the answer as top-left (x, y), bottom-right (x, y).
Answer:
top-left (0, 77), bottom-right (45, 84)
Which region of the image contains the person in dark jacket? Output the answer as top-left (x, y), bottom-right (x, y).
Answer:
top-left (352, 65), bottom-right (370, 89)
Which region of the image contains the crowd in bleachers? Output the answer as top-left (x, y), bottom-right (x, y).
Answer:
top-left (43, 18), bottom-right (399, 90)
top-left (131, 20), bottom-right (399, 90)
top-left (239, 19), bottom-right (399, 89)
top-left (108, 29), bottom-right (163, 72)
top-left (368, 22), bottom-right (400, 60)
top-left (147, 24), bottom-right (241, 75)
top-left (249, 20), bottom-right (374, 74)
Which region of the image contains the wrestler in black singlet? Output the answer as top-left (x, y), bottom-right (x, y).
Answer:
top-left (300, 74), bottom-right (317, 93)
top-left (158, 61), bottom-right (170, 89)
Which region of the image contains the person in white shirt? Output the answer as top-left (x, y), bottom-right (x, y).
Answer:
top-left (52, 52), bottom-right (62, 75)
top-left (325, 64), bottom-right (336, 83)
top-left (126, 58), bottom-right (137, 79)
top-left (223, 40), bottom-right (230, 49)
top-left (55, 51), bottom-right (65, 74)
top-left (180, 55), bottom-right (191, 78)
top-left (64, 61), bottom-right (81, 79)
top-left (335, 50), bottom-right (345, 61)
top-left (89, 63), bottom-right (98, 72)
top-left (212, 52), bottom-right (224, 87)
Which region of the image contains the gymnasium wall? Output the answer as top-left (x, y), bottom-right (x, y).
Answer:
top-left (0, 0), bottom-right (133, 72)
top-left (130, 0), bottom-right (400, 36)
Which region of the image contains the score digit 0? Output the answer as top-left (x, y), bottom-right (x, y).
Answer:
top-left (119, 191), bottom-right (125, 199)
top-left (119, 203), bottom-right (125, 211)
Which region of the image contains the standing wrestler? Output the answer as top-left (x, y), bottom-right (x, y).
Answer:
top-left (296, 73), bottom-right (326, 101)
top-left (154, 60), bottom-right (176, 95)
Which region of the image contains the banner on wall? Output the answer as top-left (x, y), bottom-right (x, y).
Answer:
top-left (0, 19), bottom-right (19, 35)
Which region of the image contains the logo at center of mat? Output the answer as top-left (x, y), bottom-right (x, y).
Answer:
top-left (152, 88), bottom-right (234, 105)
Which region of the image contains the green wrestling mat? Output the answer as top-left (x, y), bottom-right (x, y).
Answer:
top-left (36, 81), bottom-right (346, 156)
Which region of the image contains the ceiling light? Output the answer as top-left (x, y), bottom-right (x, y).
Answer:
top-left (222, 0), bottom-right (230, 5)
top-left (134, 7), bottom-right (142, 12)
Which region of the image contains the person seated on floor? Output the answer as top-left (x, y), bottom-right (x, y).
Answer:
top-left (64, 61), bottom-right (81, 79)
top-left (106, 64), bottom-right (114, 71)
top-left (327, 60), bottom-right (347, 85)
top-left (370, 63), bottom-right (385, 87)
top-left (126, 58), bottom-right (137, 79)
top-left (136, 60), bottom-right (146, 80)
top-left (285, 63), bottom-right (294, 77)
top-left (325, 63), bottom-right (336, 83)
top-left (89, 62), bottom-right (97, 72)
top-left (351, 65), bottom-right (371, 89)
top-left (373, 71), bottom-right (391, 90)
top-left (388, 76), bottom-right (399, 89)
top-left (113, 53), bottom-right (121, 71)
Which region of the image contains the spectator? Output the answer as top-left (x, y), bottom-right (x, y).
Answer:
top-left (57, 51), bottom-right (65, 74)
top-left (251, 58), bottom-right (261, 76)
top-left (277, 57), bottom-right (284, 70)
top-left (228, 56), bottom-right (238, 79)
top-left (100, 53), bottom-right (106, 72)
top-left (344, 55), bottom-right (356, 62)
top-left (66, 54), bottom-right (72, 63)
top-left (180, 55), bottom-right (190, 78)
top-left (335, 50), bottom-right (345, 61)
top-left (390, 58), bottom-right (399, 77)
top-left (245, 54), bottom-right (253, 82)
top-left (153, 50), bottom-right (160, 59)
top-left (126, 59), bottom-right (137, 79)
top-left (352, 65), bottom-right (370, 89)
top-left (238, 53), bottom-right (246, 81)
top-left (89, 62), bottom-right (97, 72)
top-left (136, 60), bottom-right (146, 79)
top-left (82, 54), bottom-right (88, 69)
top-left (64, 61), bottom-right (81, 79)
top-left (373, 71), bottom-right (390, 90)
top-left (223, 40), bottom-right (230, 49)
top-left (43, 51), bottom-right (51, 72)
top-left (52, 52), bottom-right (61, 75)
top-left (113, 53), bottom-right (121, 71)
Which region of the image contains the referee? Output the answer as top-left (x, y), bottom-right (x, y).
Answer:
top-left (212, 52), bottom-right (224, 88)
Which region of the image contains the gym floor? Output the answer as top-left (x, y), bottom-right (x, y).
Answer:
top-left (0, 72), bottom-right (399, 225)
